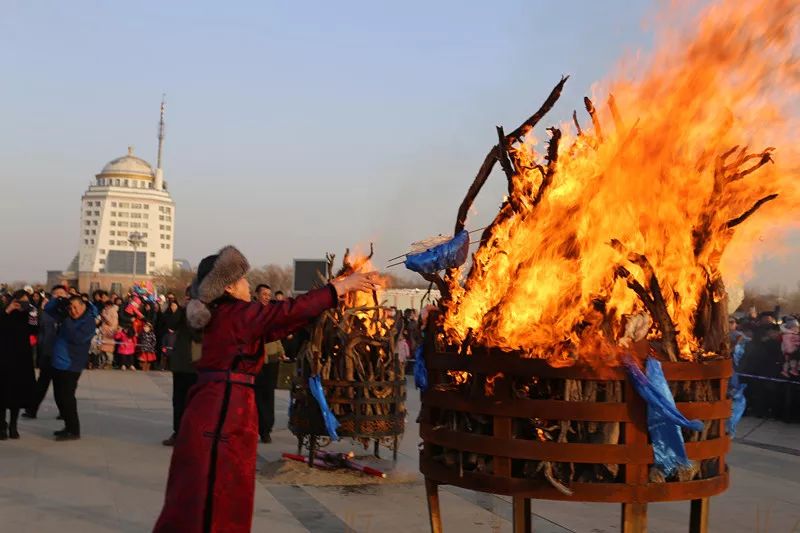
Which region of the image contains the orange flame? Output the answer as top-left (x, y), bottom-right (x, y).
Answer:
top-left (445, 0), bottom-right (800, 362)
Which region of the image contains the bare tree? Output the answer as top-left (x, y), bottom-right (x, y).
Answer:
top-left (247, 264), bottom-right (293, 294)
top-left (152, 268), bottom-right (195, 295)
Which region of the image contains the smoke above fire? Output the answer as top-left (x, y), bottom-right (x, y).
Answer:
top-left (445, 0), bottom-right (800, 361)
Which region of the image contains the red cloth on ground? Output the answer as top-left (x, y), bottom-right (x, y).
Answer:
top-left (153, 285), bottom-right (336, 533)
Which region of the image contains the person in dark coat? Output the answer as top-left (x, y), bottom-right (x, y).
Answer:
top-left (162, 288), bottom-right (199, 446)
top-left (153, 245), bottom-right (378, 533)
top-left (741, 312), bottom-right (783, 418)
top-left (24, 285), bottom-right (69, 419)
top-left (0, 290), bottom-right (37, 440)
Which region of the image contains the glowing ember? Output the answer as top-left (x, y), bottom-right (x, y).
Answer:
top-left (444, 0), bottom-right (800, 362)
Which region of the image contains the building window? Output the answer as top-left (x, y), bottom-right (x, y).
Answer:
top-left (90, 239), bottom-right (95, 244)
top-left (119, 222), bottom-right (129, 227)
top-left (149, 261), bottom-right (155, 267)
top-left (91, 230), bottom-right (96, 235)
top-left (110, 221), bottom-right (116, 226)
top-left (85, 210), bottom-right (92, 216)
top-left (99, 249), bottom-right (105, 254)
top-left (109, 240), bottom-right (114, 245)
top-left (111, 202), bottom-right (117, 207)
top-left (159, 215), bottom-right (164, 221)
top-left (110, 231), bottom-right (115, 236)
top-left (114, 179), bottom-right (120, 186)
top-left (124, 179), bottom-right (129, 187)
top-left (143, 204), bottom-right (150, 209)
top-left (166, 244), bottom-right (170, 249)
top-left (110, 211), bottom-right (116, 217)
top-left (159, 224), bottom-right (164, 230)
top-left (84, 230), bottom-right (90, 236)
top-left (92, 220), bottom-right (98, 226)
top-left (166, 225), bottom-right (171, 231)
top-left (85, 221), bottom-right (90, 226)
top-left (99, 259), bottom-right (105, 265)
top-left (161, 244), bottom-right (165, 249)
top-left (93, 211), bottom-right (99, 216)
top-left (149, 252), bottom-right (156, 258)
top-left (84, 239), bottom-right (89, 245)
top-left (120, 202), bottom-right (129, 208)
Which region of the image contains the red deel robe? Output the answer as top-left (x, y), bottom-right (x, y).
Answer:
top-left (154, 286), bottom-right (336, 533)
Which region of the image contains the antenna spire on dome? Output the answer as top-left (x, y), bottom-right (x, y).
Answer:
top-left (128, 146), bottom-right (134, 155)
top-left (157, 94), bottom-right (166, 170)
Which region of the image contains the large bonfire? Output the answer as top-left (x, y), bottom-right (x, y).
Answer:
top-left (441, 0), bottom-right (800, 364)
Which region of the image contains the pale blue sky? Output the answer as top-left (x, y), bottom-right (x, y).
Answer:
top-left (0, 0), bottom-right (707, 283)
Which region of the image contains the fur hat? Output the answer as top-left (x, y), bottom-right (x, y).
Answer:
top-left (186, 245), bottom-right (250, 329)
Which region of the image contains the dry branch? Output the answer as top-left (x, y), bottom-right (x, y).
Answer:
top-left (725, 193), bottom-right (779, 228)
top-left (607, 94), bottom-right (624, 133)
top-left (506, 76), bottom-right (569, 143)
top-left (584, 97), bottom-right (603, 141)
top-left (612, 239), bottom-right (679, 361)
top-left (454, 147), bottom-right (499, 235)
top-left (572, 110), bottom-right (583, 136)
top-left (496, 125), bottom-right (516, 193)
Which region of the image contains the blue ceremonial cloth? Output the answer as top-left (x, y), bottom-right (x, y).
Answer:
top-left (624, 356), bottom-right (703, 476)
top-left (726, 372), bottom-right (747, 438)
top-left (405, 230), bottom-right (470, 274)
top-left (308, 375), bottom-right (340, 440)
top-left (413, 345), bottom-right (428, 392)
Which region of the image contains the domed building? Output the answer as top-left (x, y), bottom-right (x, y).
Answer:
top-left (48, 102), bottom-right (176, 294)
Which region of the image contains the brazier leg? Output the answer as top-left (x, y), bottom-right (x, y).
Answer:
top-left (512, 496), bottom-right (531, 533)
top-left (621, 503), bottom-right (647, 533)
top-left (424, 478), bottom-right (443, 533)
top-left (689, 498), bottom-right (709, 533)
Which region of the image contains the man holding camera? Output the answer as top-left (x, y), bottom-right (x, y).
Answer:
top-left (24, 285), bottom-right (69, 419)
top-left (45, 294), bottom-right (96, 441)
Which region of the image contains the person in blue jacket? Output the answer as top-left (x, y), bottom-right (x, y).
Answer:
top-left (45, 294), bottom-right (96, 441)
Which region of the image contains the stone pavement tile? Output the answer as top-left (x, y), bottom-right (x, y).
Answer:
top-left (307, 482), bottom-right (512, 533)
top-left (251, 486), bottom-right (309, 533)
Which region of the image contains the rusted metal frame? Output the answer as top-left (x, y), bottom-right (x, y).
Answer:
top-left (425, 477), bottom-right (443, 533)
top-left (622, 376), bottom-right (649, 530)
top-left (689, 498), bottom-right (710, 533)
top-left (513, 496), bottom-right (532, 533)
top-left (426, 351), bottom-right (732, 380)
top-left (423, 389), bottom-right (733, 422)
top-left (421, 422), bottom-right (729, 464)
top-left (419, 456), bottom-right (729, 502)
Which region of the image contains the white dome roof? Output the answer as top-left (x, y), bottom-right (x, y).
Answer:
top-left (98, 146), bottom-right (154, 179)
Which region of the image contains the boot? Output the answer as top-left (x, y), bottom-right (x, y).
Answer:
top-left (0, 422), bottom-right (7, 441)
top-left (8, 410), bottom-right (19, 439)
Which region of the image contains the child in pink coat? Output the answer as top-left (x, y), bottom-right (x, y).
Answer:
top-left (114, 328), bottom-right (138, 371)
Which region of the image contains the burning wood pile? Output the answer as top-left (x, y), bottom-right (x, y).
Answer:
top-left (290, 247), bottom-right (406, 459)
top-left (413, 1), bottom-right (800, 530)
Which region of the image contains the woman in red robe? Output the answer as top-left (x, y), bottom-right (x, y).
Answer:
top-left (154, 246), bottom-right (378, 532)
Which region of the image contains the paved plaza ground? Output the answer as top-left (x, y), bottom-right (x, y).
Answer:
top-left (0, 370), bottom-right (798, 532)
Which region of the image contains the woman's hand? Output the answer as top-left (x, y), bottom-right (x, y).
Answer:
top-left (331, 272), bottom-right (382, 297)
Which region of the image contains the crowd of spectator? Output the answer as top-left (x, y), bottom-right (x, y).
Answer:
top-left (732, 307), bottom-right (800, 422)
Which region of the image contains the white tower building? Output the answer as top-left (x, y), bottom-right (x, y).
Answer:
top-left (69, 99), bottom-right (176, 293)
